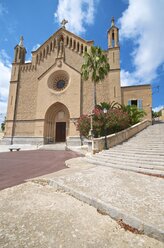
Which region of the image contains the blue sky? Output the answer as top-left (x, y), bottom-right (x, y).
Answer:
top-left (0, 0), bottom-right (164, 124)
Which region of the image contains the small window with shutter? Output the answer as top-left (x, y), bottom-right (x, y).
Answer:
top-left (137, 99), bottom-right (143, 109)
top-left (128, 99), bottom-right (143, 109)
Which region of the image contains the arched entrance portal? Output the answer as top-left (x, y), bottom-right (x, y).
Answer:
top-left (44, 102), bottom-right (70, 144)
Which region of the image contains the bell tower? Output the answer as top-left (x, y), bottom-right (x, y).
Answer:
top-left (107, 17), bottom-right (120, 69)
top-left (107, 17), bottom-right (119, 48)
top-left (13, 36), bottom-right (26, 64)
top-left (107, 17), bottom-right (121, 104)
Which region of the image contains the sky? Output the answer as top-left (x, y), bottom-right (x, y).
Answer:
top-left (0, 0), bottom-right (164, 124)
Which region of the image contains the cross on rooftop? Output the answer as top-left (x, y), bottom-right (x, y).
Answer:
top-left (61, 19), bottom-right (68, 29)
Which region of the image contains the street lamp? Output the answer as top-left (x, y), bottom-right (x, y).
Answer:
top-left (89, 112), bottom-right (94, 138)
top-left (103, 108), bottom-right (108, 150)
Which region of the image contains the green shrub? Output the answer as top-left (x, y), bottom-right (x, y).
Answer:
top-left (122, 105), bottom-right (146, 125)
top-left (76, 115), bottom-right (91, 138)
top-left (77, 102), bottom-right (145, 139)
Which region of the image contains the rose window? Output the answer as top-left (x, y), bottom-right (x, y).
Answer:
top-left (48, 70), bottom-right (69, 92)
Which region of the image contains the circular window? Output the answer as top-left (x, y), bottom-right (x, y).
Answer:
top-left (48, 70), bottom-right (69, 92)
top-left (54, 80), bottom-right (66, 90)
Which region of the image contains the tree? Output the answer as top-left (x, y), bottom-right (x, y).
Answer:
top-left (1, 116), bottom-right (6, 132)
top-left (81, 46), bottom-right (110, 108)
top-left (152, 110), bottom-right (162, 118)
top-left (122, 105), bottom-right (146, 125)
top-left (96, 101), bottom-right (121, 110)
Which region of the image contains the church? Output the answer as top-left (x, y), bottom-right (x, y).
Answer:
top-left (4, 18), bottom-right (152, 146)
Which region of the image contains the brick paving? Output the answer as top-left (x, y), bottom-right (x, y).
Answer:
top-left (0, 150), bottom-right (81, 190)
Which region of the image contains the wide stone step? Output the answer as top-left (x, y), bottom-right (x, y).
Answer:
top-left (88, 155), bottom-right (164, 169)
top-left (102, 149), bottom-right (164, 155)
top-left (128, 136), bottom-right (164, 139)
top-left (125, 142), bottom-right (164, 145)
top-left (117, 141), bottom-right (164, 145)
top-left (86, 122), bottom-right (164, 176)
top-left (123, 140), bottom-right (164, 144)
top-left (112, 147), bottom-right (164, 153)
top-left (85, 158), bottom-right (164, 177)
top-left (99, 152), bottom-right (164, 162)
top-left (112, 147), bottom-right (164, 152)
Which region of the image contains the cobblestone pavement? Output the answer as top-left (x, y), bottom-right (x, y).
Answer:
top-left (0, 150), bottom-right (81, 190)
top-left (0, 182), bottom-right (164, 248)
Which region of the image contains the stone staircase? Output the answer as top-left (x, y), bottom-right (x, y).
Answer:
top-left (85, 121), bottom-right (164, 177)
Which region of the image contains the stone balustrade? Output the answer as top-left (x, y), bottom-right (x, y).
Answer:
top-left (91, 119), bottom-right (151, 153)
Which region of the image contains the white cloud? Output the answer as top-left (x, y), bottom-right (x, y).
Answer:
top-left (0, 3), bottom-right (8, 16)
top-left (0, 50), bottom-right (11, 120)
top-left (32, 43), bottom-right (41, 51)
top-left (26, 44), bottom-right (41, 62)
top-left (0, 49), bottom-right (11, 67)
top-left (119, 0), bottom-right (164, 86)
top-left (121, 69), bottom-right (138, 86)
top-left (54, 0), bottom-right (98, 35)
top-left (153, 105), bottom-right (164, 112)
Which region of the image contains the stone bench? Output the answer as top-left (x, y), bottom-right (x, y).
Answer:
top-left (9, 147), bottom-right (21, 152)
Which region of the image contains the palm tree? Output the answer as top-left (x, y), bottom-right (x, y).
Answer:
top-left (81, 46), bottom-right (110, 108)
top-left (96, 101), bottom-right (121, 110)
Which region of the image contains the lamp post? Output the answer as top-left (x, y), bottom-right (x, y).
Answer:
top-left (88, 111), bottom-right (94, 153)
top-left (103, 108), bottom-right (108, 150)
top-left (89, 112), bottom-right (94, 138)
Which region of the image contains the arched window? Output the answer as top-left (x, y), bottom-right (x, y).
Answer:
top-left (77, 42), bottom-right (79, 52)
top-left (73, 40), bottom-right (76, 50)
top-left (40, 51), bottom-right (42, 61)
top-left (54, 38), bottom-right (56, 48)
top-left (50, 42), bottom-right (52, 51)
top-left (47, 45), bottom-right (49, 54)
top-left (85, 46), bottom-right (87, 52)
top-left (66, 36), bottom-right (69, 46)
top-left (112, 30), bottom-right (115, 47)
top-left (81, 44), bottom-right (83, 54)
top-left (36, 54), bottom-right (38, 64)
top-left (15, 47), bottom-right (19, 62)
top-left (70, 38), bottom-right (72, 48)
top-left (43, 48), bottom-right (45, 58)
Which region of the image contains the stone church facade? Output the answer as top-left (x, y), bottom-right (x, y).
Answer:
top-left (4, 18), bottom-right (152, 145)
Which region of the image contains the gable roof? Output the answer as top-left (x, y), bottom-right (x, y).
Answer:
top-left (32, 27), bottom-right (94, 54)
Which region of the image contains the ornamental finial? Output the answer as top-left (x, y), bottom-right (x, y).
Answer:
top-left (19, 36), bottom-right (24, 47)
top-left (111, 16), bottom-right (115, 27)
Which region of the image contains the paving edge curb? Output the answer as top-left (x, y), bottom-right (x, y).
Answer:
top-left (49, 179), bottom-right (164, 243)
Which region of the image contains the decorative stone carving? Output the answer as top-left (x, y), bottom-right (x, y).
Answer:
top-left (57, 59), bottom-right (62, 67)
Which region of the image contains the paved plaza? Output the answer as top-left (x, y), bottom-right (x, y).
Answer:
top-left (0, 149), bottom-right (81, 190)
top-left (0, 181), bottom-right (163, 248)
top-left (0, 122), bottom-right (164, 247)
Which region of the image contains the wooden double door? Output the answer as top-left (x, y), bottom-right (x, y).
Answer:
top-left (55, 122), bottom-right (66, 142)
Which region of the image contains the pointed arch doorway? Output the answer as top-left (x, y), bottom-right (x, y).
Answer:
top-left (44, 102), bottom-right (70, 144)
